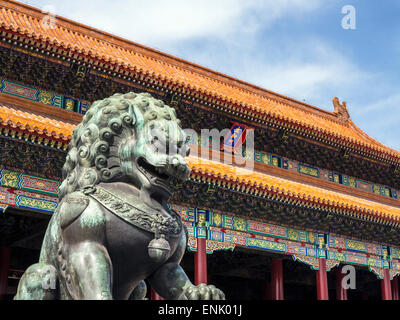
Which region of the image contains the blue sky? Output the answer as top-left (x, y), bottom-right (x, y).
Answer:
top-left (21, 0), bottom-right (400, 150)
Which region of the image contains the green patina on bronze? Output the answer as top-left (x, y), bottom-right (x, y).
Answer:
top-left (14, 92), bottom-right (225, 300)
top-left (78, 196), bottom-right (108, 230)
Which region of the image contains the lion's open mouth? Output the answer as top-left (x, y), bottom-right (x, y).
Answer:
top-left (137, 157), bottom-right (170, 181)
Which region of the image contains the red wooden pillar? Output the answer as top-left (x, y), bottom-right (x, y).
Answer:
top-left (381, 269), bottom-right (392, 300)
top-left (0, 247), bottom-right (11, 300)
top-left (335, 266), bottom-right (347, 300)
top-left (151, 288), bottom-right (164, 300)
top-left (316, 258), bottom-right (329, 300)
top-left (270, 258), bottom-right (284, 300)
top-left (392, 277), bottom-right (399, 300)
top-left (195, 238), bottom-right (207, 285)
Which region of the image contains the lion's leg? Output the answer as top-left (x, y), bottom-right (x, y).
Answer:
top-left (148, 232), bottom-right (225, 300)
top-left (67, 241), bottom-right (113, 300)
top-left (14, 263), bottom-right (59, 300)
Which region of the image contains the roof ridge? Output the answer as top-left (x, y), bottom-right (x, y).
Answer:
top-left (1, 0), bottom-right (339, 119)
top-left (1, 0), bottom-right (399, 161)
top-left (348, 119), bottom-right (399, 154)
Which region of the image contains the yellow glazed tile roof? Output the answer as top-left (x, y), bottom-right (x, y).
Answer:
top-left (0, 104), bottom-right (74, 140)
top-left (0, 0), bottom-right (399, 160)
top-left (186, 156), bottom-right (400, 223)
top-left (1, 102), bottom-right (398, 223)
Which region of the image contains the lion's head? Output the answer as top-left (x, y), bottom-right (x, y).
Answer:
top-left (59, 92), bottom-right (190, 200)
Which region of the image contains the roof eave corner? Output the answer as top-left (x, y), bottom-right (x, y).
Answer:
top-left (332, 97), bottom-right (351, 123)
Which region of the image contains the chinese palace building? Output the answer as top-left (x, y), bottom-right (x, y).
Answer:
top-left (1, 0), bottom-right (400, 300)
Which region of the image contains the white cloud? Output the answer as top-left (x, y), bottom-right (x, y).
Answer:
top-left (23, 0), bottom-right (321, 46)
top-left (177, 37), bottom-right (373, 110)
top-left (249, 41), bottom-right (372, 107)
top-left (353, 93), bottom-right (400, 117)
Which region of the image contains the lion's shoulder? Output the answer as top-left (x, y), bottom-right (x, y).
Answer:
top-left (59, 191), bottom-right (90, 230)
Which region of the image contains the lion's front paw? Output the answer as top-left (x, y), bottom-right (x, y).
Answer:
top-left (181, 283), bottom-right (225, 300)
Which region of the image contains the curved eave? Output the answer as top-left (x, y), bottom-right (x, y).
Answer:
top-left (0, 103), bottom-right (74, 146)
top-left (186, 156), bottom-right (400, 226)
top-left (347, 120), bottom-right (400, 159)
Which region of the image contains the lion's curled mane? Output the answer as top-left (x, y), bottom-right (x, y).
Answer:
top-left (59, 91), bottom-right (180, 200)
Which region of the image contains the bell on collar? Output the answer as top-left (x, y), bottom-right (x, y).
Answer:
top-left (148, 234), bottom-right (171, 262)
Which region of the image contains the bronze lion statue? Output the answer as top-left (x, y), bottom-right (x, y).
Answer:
top-left (15, 92), bottom-right (225, 300)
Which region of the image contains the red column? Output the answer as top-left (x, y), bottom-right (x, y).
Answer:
top-left (270, 258), bottom-right (284, 300)
top-left (335, 266), bottom-right (347, 300)
top-left (195, 238), bottom-right (207, 285)
top-left (151, 288), bottom-right (164, 300)
top-left (0, 247), bottom-right (11, 300)
top-left (316, 258), bottom-right (329, 300)
top-left (392, 277), bottom-right (399, 300)
top-left (381, 269), bottom-right (392, 300)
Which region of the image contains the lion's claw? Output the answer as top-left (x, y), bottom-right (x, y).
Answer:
top-left (180, 283), bottom-right (225, 300)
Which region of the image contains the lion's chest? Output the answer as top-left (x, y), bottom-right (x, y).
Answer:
top-left (104, 209), bottom-right (182, 283)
